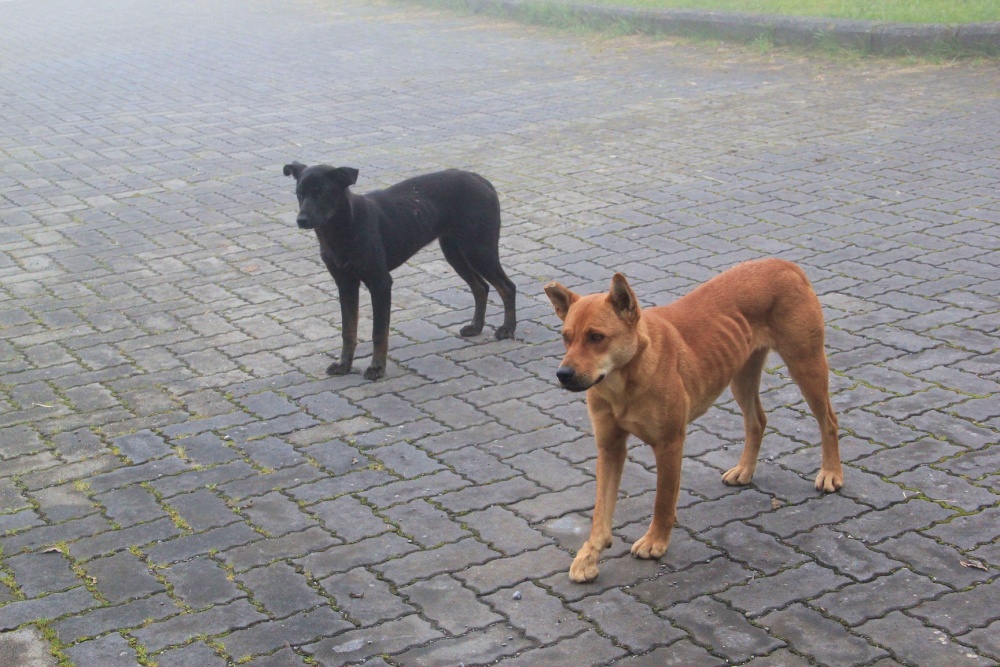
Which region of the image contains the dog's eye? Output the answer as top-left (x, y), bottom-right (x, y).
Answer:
top-left (588, 332), bottom-right (605, 344)
top-left (562, 332), bottom-right (571, 346)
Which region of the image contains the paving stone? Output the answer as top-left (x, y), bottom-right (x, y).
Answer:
top-left (462, 505), bottom-right (553, 555)
top-left (500, 630), bottom-right (626, 666)
top-left (962, 619), bottom-right (1000, 663)
top-left (0, 626), bottom-right (59, 667)
top-left (222, 607), bottom-right (352, 662)
top-left (759, 603), bottom-right (887, 666)
top-left (146, 521), bottom-right (260, 566)
top-left (131, 599), bottom-right (268, 653)
top-left (6, 551), bottom-right (79, 597)
top-left (377, 538), bottom-right (499, 587)
top-left (321, 566), bottom-right (415, 626)
top-left (241, 491), bottom-right (318, 537)
top-left (393, 624), bottom-right (535, 666)
top-left (381, 498), bottom-right (469, 547)
top-left (308, 494), bottom-right (390, 542)
top-left (631, 557), bottom-right (753, 608)
top-left (873, 531), bottom-right (996, 590)
top-left (304, 613), bottom-right (442, 665)
top-left (717, 561), bottom-right (851, 617)
top-left (703, 522), bottom-right (809, 575)
top-left (399, 573), bottom-right (502, 634)
top-left (663, 596), bottom-right (784, 663)
top-left (296, 533), bottom-right (420, 579)
top-left (906, 578), bottom-right (1000, 634)
top-left (787, 526), bottom-right (904, 582)
top-left (856, 611), bottom-right (994, 667)
top-left (455, 545), bottom-right (567, 594)
top-left (813, 568), bottom-right (949, 626)
top-left (154, 641), bottom-right (227, 667)
top-left (747, 493), bottom-right (869, 538)
top-left (164, 489), bottom-right (240, 532)
top-left (69, 517), bottom-right (184, 562)
top-left (361, 470), bottom-right (471, 509)
top-left (924, 506), bottom-right (1000, 551)
top-left (95, 484), bottom-right (167, 528)
top-left (0, 587), bottom-right (98, 631)
top-left (606, 641), bottom-right (727, 667)
top-left (222, 526), bottom-right (339, 573)
top-left (83, 550), bottom-right (165, 603)
top-left (64, 632), bottom-right (138, 667)
top-left (54, 592), bottom-right (178, 644)
top-left (837, 498), bottom-right (956, 545)
top-left (569, 588), bottom-right (685, 652)
top-left (238, 561), bottom-right (324, 618)
top-left (162, 557), bottom-right (243, 610)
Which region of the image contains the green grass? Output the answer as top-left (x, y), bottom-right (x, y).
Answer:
top-left (555, 0), bottom-right (1000, 24)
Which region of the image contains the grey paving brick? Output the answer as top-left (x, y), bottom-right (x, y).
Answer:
top-left (154, 641), bottom-right (227, 667)
top-left (394, 624), bottom-right (536, 666)
top-left (377, 538), bottom-right (499, 587)
top-left (321, 566), bottom-right (415, 626)
top-left (241, 491), bottom-right (318, 537)
top-left (570, 588), bottom-right (684, 652)
top-left (95, 484), bottom-right (167, 528)
top-left (64, 632), bottom-right (138, 667)
top-left (5, 551), bottom-right (78, 597)
top-left (663, 596), bottom-right (784, 663)
top-left (220, 607), bottom-right (354, 660)
top-left (400, 573), bottom-right (502, 634)
top-left (907, 578), bottom-right (1000, 634)
top-left (239, 561), bottom-right (324, 618)
top-left (455, 545), bottom-right (566, 594)
top-left (162, 557), bottom-right (243, 610)
top-left (382, 498), bottom-right (469, 547)
top-left (83, 550), bottom-right (165, 603)
top-left (856, 611), bottom-right (994, 667)
top-left (812, 568), bottom-right (949, 626)
top-left (303, 613), bottom-right (441, 665)
top-left (131, 599), bottom-right (268, 653)
top-left (787, 526), bottom-right (903, 582)
top-left (872, 531), bottom-right (997, 590)
top-left (760, 603), bottom-right (887, 666)
top-left (0, 587), bottom-right (98, 631)
top-left (308, 495), bottom-right (390, 542)
top-left (222, 526), bottom-right (339, 573)
top-left (717, 561), bottom-right (851, 617)
top-left (53, 592), bottom-right (178, 644)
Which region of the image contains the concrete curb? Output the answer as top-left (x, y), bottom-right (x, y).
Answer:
top-left (453, 0), bottom-right (1000, 54)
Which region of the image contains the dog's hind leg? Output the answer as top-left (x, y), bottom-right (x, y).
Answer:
top-left (722, 347), bottom-right (770, 486)
top-left (440, 237), bottom-right (489, 337)
top-left (462, 244), bottom-right (517, 340)
top-left (784, 349), bottom-right (843, 492)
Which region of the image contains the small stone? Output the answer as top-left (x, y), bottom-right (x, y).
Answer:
top-left (512, 590), bottom-right (522, 600)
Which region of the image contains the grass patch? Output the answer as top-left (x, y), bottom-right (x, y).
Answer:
top-left (542, 0), bottom-right (1000, 24)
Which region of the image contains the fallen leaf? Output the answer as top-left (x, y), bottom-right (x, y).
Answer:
top-left (960, 560), bottom-right (988, 571)
top-left (41, 546), bottom-right (66, 554)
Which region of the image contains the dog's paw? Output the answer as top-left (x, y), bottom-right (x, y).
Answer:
top-left (494, 325), bottom-right (516, 340)
top-left (459, 323), bottom-right (484, 337)
top-left (814, 468), bottom-right (844, 493)
top-left (326, 360), bottom-right (352, 376)
top-left (630, 533), bottom-right (669, 560)
top-left (569, 547), bottom-right (600, 583)
top-left (721, 464), bottom-right (755, 486)
top-left (363, 364), bottom-right (385, 381)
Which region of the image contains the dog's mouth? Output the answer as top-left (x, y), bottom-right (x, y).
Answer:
top-left (558, 372), bottom-right (605, 392)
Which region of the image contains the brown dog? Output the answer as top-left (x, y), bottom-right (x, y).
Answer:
top-left (545, 258), bottom-right (843, 583)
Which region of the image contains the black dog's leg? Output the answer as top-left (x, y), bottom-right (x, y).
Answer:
top-left (439, 238), bottom-right (489, 337)
top-left (328, 275), bottom-right (360, 376)
top-left (464, 246), bottom-right (517, 340)
top-left (365, 275), bottom-right (393, 380)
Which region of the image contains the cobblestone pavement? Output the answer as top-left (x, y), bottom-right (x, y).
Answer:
top-left (1, 0), bottom-right (999, 665)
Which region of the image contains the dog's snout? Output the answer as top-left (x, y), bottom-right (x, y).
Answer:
top-left (296, 213), bottom-right (313, 229)
top-left (556, 366), bottom-right (576, 384)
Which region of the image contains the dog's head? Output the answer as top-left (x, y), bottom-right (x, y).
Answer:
top-left (282, 162), bottom-right (359, 230)
top-left (544, 273), bottom-right (642, 392)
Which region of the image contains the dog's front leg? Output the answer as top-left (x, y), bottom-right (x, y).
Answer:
top-left (328, 275), bottom-right (360, 376)
top-left (365, 276), bottom-right (392, 380)
top-left (571, 415), bottom-right (628, 583)
top-left (632, 434), bottom-right (684, 560)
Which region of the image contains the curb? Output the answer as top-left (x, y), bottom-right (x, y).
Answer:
top-left (452, 0), bottom-right (1000, 54)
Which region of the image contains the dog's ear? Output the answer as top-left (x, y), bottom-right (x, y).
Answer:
top-left (608, 273), bottom-right (640, 324)
top-left (329, 167), bottom-right (359, 187)
top-left (283, 162), bottom-right (306, 180)
top-left (544, 282), bottom-right (579, 322)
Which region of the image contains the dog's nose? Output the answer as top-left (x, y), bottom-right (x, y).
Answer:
top-left (556, 366), bottom-right (576, 384)
top-left (296, 214), bottom-right (313, 229)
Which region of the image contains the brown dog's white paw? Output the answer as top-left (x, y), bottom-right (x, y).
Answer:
top-left (721, 464), bottom-right (755, 486)
top-left (814, 468), bottom-right (844, 493)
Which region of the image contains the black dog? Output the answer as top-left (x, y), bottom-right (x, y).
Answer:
top-left (283, 162), bottom-right (517, 380)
